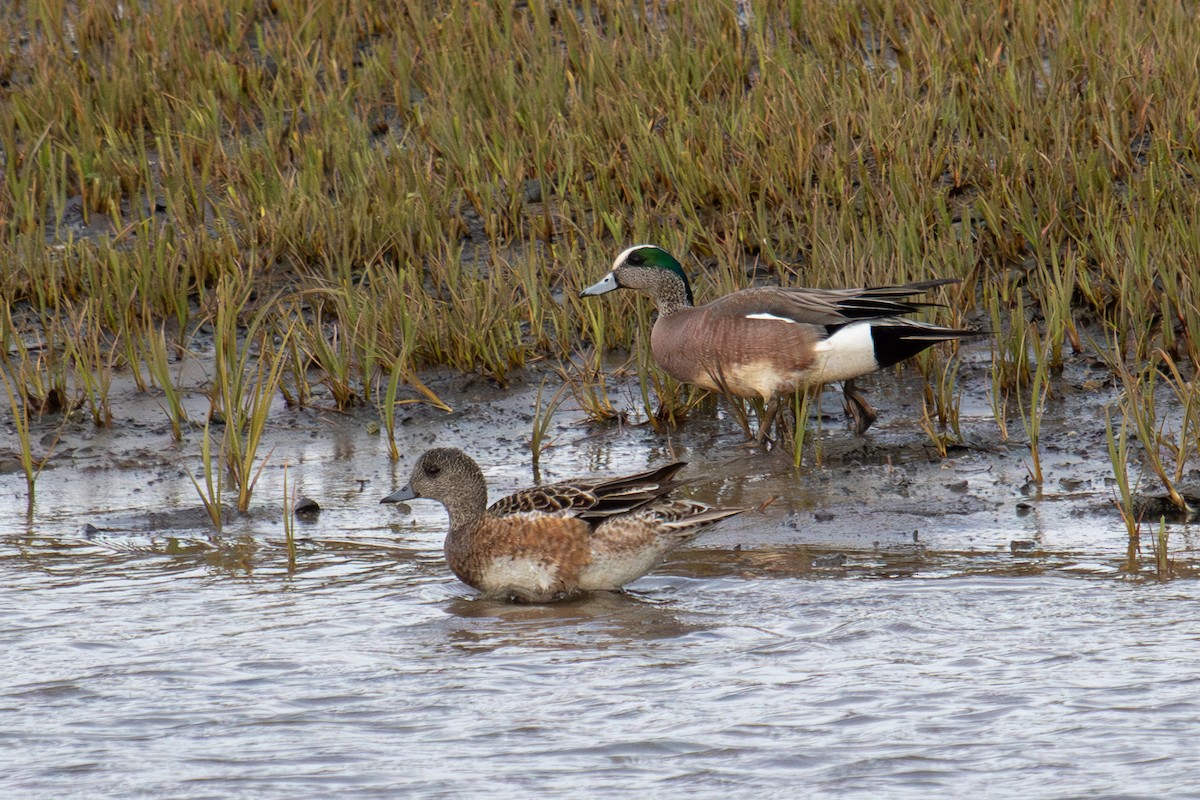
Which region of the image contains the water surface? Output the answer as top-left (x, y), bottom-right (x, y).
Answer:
top-left (4, 363), bottom-right (1199, 797)
top-left (6, 536), bottom-right (1199, 798)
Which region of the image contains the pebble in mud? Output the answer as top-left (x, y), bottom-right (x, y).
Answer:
top-left (294, 497), bottom-right (321, 517)
top-left (812, 553), bottom-right (848, 568)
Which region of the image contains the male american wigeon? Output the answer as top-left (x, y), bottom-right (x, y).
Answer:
top-left (581, 244), bottom-right (981, 441)
top-left (381, 447), bottom-right (744, 602)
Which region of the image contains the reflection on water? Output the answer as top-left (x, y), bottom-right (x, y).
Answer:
top-left (4, 534), bottom-right (1200, 799)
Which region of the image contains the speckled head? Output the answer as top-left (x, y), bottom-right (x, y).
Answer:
top-left (579, 244), bottom-right (695, 307)
top-left (381, 447), bottom-right (486, 513)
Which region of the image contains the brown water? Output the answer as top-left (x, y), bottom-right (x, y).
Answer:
top-left (4, 355), bottom-right (1200, 797)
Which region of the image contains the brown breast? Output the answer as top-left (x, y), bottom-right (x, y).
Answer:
top-left (445, 514), bottom-right (592, 593)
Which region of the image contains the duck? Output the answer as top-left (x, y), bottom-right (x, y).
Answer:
top-left (580, 244), bottom-right (981, 441)
top-left (381, 447), bottom-right (744, 602)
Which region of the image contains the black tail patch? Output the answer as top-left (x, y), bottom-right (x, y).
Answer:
top-left (868, 324), bottom-right (981, 369)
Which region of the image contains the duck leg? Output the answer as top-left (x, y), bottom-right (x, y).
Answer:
top-left (842, 378), bottom-right (878, 435)
top-left (755, 397), bottom-right (781, 446)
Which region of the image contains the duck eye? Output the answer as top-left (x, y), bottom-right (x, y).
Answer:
top-left (627, 250), bottom-right (645, 266)
top-left (424, 464), bottom-right (441, 477)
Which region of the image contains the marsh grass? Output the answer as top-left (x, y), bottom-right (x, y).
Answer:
top-left (1153, 517), bottom-right (1172, 582)
top-left (918, 348), bottom-right (964, 457)
top-left (296, 302), bottom-right (362, 411)
top-left (1, 0), bottom-right (1199, 519)
top-left (1112, 353), bottom-right (1195, 518)
top-left (1016, 325), bottom-right (1053, 485)
top-left (1033, 251), bottom-right (1082, 372)
top-left (719, 392), bottom-right (758, 445)
top-left (4, 316), bottom-right (72, 419)
top-left (208, 277), bottom-right (291, 513)
top-left (1105, 409), bottom-right (1142, 552)
top-left (143, 324), bottom-right (188, 441)
top-left (557, 353), bottom-right (620, 424)
top-left (379, 364), bottom-right (407, 464)
top-left (987, 284), bottom-right (1033, 395)
top-left (283, 462), bottom-right (297, 573)
top-left (0, 363), bottom-right (56, 510)
top-left (639, 362), bottom-right (699, 431)
top-left (529, 377), bottom-right (568, 479)
top-left (783, 390), bottom-right (820, 468)
top-left (62, 301), bottom-right (116, 428)
top-left (189, 421), bottom-right (224, 532)
top-left (987, 363), bottom-right (1010, 445)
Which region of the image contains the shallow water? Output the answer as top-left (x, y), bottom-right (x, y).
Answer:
top-left (6, 538), bottom-right (1200, 799)
top-left (4, 360), bottom-right (1200, 797)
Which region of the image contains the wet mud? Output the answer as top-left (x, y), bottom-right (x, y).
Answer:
top-left (3, 337), bottom-right (1196, 581)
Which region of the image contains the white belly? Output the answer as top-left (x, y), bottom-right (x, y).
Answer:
top-left (478, 556), bottom-right (560, 597)
top-left (708, 362), bottom-right (798, 400)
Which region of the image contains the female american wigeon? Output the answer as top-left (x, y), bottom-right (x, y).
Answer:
top-left (581, 244), bottom-right (981, 441)
top-left (381, 448), bottom-right (744, 602)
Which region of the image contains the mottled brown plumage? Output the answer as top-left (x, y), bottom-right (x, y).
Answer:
top-left (381, 448), bottom-right (744, 602)
top-left (581, 244), bottom-right (982, 440)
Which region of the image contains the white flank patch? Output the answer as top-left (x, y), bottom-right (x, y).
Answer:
top-left (810, 322), bottom-right (879, 382)
top-left (579, 550), bottom-right (660, 591)
top-left (480, 556), bottom-right (558, 595)
top-left (744, 312), bottom-right (798, 323)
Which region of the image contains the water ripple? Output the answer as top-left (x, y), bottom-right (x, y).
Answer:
top-left (4, 538), bottom-right (1200, 799)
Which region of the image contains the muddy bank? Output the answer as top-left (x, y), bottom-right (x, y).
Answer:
top-left (2, 335), bottom-right (1196, 580)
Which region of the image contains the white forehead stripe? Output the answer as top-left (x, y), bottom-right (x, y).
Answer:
top-left (613, 243), bottom-right (658, 269)
top-left (744, 313), bottom-right (797, 324)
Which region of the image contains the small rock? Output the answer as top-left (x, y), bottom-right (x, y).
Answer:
top-left (294, 497), bottom-right (321, 517)
top-left (523, 178), bottom-right (544, 204)
top-left (1010, 539), bottom-right (1038, 554)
